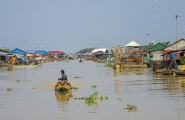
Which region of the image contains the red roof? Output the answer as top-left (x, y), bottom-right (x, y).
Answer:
top-left (50, 51), bottom-right (65, 54)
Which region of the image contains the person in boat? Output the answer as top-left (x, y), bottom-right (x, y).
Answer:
top-left (55, 70), bottom-right (68, 87)
top-left (80, 59), bottom-right (82, 62)
top-left (58, 70), bottom-right (67, 81)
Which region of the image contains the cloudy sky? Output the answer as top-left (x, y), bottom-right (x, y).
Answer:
top-left (0, 0), bottom-right (185, 53)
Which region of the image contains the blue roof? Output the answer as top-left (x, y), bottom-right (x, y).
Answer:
top-left (35, 50), bottom-right (44, 54)
top-left (24, 50), bottom-right (44, 54)
top-left (11, 48), bottom-right (26, 55)
top-left (39, 51), bottom-right (50, 54)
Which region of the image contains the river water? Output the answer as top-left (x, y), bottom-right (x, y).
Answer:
top-left (0, 60), bottom-right (185, 120)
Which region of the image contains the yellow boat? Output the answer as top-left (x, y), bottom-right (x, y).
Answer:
top-left (156, 69), bottom-right (163, 73)
top-left (55, 81), bottom-right (71, 91)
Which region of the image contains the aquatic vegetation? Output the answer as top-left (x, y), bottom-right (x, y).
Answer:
top-left (23, 80), bottom-right (25, 82)
top-left (135, 72), bottom-right (143, 75)
top-left (105, 64), bottom-right (114, 68)
top-left (124, 104), bottom-right (137, 110)
top-left (100, 96), bottom-right (104, 99)
top-left (63, 60), bottom-right (70, 62)
top-left (27, 80), bottom-right (30, 82)
top-left (105, 97), bottom-right (108, 100)
top-left (71, 87), bottom-right (79, 90)
top-left (118, 98), bottom-right (122, 101)
top-left (32, 88), bottom-right (35, 89)
top-left (6, 87), bottom-right (13, 91)
top-left (68, 94), bottom-right (73, 98)
top-left (92, 85), bottom-right (97, 88)
top-left (74, 76), bottom-right (83, 79)
top-left (16, 80), bottom-right (20, 82)
top-left (7, 68), bottom-right (13, 71)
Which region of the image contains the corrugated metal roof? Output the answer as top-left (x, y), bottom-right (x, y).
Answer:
top-left (92, 48), bottom-right (107, 53)
top-left (11, 48), bottom-right (26, 55)
top-left (0, 52), bottom-right (8, 55)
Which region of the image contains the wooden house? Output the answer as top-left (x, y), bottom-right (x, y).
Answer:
top-left (147, 42), bottom-right (167, 61)
top-left (163, 38), bottom-right (185, 61)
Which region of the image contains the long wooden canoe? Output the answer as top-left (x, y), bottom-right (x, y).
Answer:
top-left (156, 69), bottom-right (163, 73)
top-left (162, 69), bottom-right (173, 75)
top-left (55, 81), bottom-right (71, 91)
top-left (173, 70), bottom-right (185, 75)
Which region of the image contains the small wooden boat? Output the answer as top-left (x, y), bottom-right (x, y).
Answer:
top-left (162, 69), bottom-right (173, 75)
top-left (155, 69), bottom-right (163, 73)
top-left (173, 70), bottom-right (185, 75)
top-left (55, 81), bottom-right (71, 91)
top-left (12, 65), bottom-right (39, 67)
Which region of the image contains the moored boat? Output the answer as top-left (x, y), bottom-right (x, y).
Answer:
top-left (156, 69), bottom-right (163, 73)
top-left (162, 69), bottom-right (173, 75)
top-left (55, 81), bottom-right (71, 91)
top-left (12, 65), bottom-right (39, 67)
top-left (173, 70), bottom-right (185, 75)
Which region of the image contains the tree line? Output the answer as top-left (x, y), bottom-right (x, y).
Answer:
top-left (76, 47), bottom-right (98, 54)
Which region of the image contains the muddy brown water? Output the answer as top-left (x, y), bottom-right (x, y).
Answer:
top-left (0, 60), bottom-right (185, 120)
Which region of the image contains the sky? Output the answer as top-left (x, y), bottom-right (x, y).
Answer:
top-left (0, 0), bottom-right (185, 53)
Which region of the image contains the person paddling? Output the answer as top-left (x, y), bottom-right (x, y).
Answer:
top-left (58, 70), bottom-right (67, 81)
top-left (55, 70), bottom-right (68, 88)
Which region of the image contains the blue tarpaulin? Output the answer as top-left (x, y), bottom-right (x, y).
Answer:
top-left (170, 54), bottom-right (177, 59)
top-left (39, 51), bottom-right (50, 54)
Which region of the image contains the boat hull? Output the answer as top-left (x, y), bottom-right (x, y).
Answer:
top-left (173, 70), bottom-right (185, 75)
top-left (162, 69), bottom-right (173, 75)
top-left (55, 81), bottom-right (71, 91)
top-left (156, 69), bottom-right (163, 73)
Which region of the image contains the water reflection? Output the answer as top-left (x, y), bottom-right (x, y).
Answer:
top-left (55, 90), bottom-right (72, 102)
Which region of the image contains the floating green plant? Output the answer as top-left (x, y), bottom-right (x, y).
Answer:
top-left (27, 80), bottom-right (30, 82)
top-left (68, 94), bottom-right (73, 98)
top-left (23, 80), bottom-right (25, 82)
top-left (7, 87), bottom-right (13, 91)
top-left (135, 73), bottom-right (143, 75)
top-left (74, 76), bottom-right (79, 78)
top-left (7, 68), bottom-right (13, 71)
top-left (124, 104), bottom-right (137, 110)
top-left (105, 97), bottom-right (108, 100)
top-left (100, 96), bottom-right (104, 99)
top-left (118, 98), bottom-right (122, 101)
top-left (16, 80), bottom-right (20, 82)
top-left (105, 64), bottom-right (113, 68)
top-left (32, 88), bottom-right (35, 89)
top-left (92, 85), bottom-right (97, 88)
top-left (71, 87), bottom-right (79, 90)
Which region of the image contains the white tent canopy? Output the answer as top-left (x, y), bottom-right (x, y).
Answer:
top-left (92, 48), bottom-right (107, 53)
top-left (125, 41), bottom-right (141, 47)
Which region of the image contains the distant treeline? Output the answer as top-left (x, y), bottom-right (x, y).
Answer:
top-left (140, 41), bottom-right (170, 50)
top-left (76, 47), bottom-right (98, 54)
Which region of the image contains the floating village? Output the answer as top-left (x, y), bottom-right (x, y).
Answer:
top-left (1, 39), bottom-right (185, 75)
